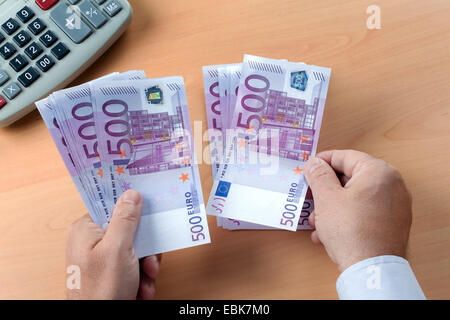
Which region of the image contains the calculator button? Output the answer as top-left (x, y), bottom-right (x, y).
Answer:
top-left (2, 82), bottom-right (21, 100)
top-left (28, 18), bottom-right (46, 35)
top-left (39, 30), bottom-right (58, 47)
top-left (0, 96), bottom-right (6, 109)
top-left (103, 0), bottom-right (122, 17)
top-left (51, 42), bottom-right (70, 60)
top-left (36, 55), bottom-right (55, 72)
top-left (25, 42), bottom-right (44, 60)
top-left (80, 0), bottom-right (107, 29)
top-left (18, 67), bottom-right (40, 88)
top-left (0, 70), bottom-right (9, 86)
top-left (0, 33), bottom-right (4, 43)
top-left (17, 6), bottom-right (35, 23)
top-left (0, 42), bottom-right (16, 60)
top-left (2, 18), bottom-right (20, 36)
top-left (13, 30), bottom-right (32, 48)
top-left (50, 2), bottom-right (93, 44)
top-left (10, 54), bottom-right (28, 72)
top-left (36, 0), bottom-right (59, 11)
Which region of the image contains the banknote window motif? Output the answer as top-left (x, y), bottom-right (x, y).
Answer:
top-left (247, 89), bottom-right (318, 161)
top-left (126, 105), bottom-right (191, 175)
top-left (290, 71), bottom-right (308, 91)
top-left (145, 86), bottom-right (163, 104)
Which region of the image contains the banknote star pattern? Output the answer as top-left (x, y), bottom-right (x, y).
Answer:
top-left (302, 152), bottom-right (309, 161)
top-left (179, 173), bottom-right (189, 183)
top-left (120, 149), bottom-right (127, 158)
top-left (293, 166), bottom-right (303, 175)
top-left (97, 168), bottom-right (103, 178)
top-left (115, 166), bottom-right (125, 176)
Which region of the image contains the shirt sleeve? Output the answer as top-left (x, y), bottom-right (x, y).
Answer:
top-left (336, 255), bottom-right (426, 300)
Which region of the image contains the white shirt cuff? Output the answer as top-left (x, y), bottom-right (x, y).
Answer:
top-left (336, 255), bottom-right (426, 300)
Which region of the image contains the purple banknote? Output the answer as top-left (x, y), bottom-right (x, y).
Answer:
top-left (91, 76), bottom-right (210, 256)
top-left (206, 55), bottom-right (331, 231)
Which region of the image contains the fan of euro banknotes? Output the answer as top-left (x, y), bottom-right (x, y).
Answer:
top-left (37, 54), bottom-right (330, 256)
top-left (203, 55), bottom-right (331, 231)
top-left (37, 71), bottom-right (211, 257)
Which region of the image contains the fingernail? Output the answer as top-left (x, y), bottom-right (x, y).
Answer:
top-left (305, 157), bottom-right (322, 175)
top-left (120, 190), bottom-right (141, 205)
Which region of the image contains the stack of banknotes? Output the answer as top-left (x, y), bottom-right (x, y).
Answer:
top-left (37, 71), bottom-right (210, 257)
top-left (203, 55), bottom-right (331, 231)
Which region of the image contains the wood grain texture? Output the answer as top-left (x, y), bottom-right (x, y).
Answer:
top-left (0, 0), bottom-right (449, 299)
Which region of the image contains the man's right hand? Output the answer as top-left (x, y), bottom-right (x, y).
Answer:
top-left (304, 150), bottom-right (413, 272)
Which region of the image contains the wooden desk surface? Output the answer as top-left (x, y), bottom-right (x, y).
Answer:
top-left (0, 0), bottom-right (449, 299)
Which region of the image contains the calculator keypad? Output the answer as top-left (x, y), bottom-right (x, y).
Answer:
top-left (36, 0), bottom-right (60, 11)
top-left (36, 55), bottom-right (55, 72)
top-left (50, 2), bottom-right (93, 44)
top-left (3, 82), bottom-right (21, 100)
top-left (103, 1), bottom-right (122, 17)
top-left (2, 18), bottom-right (20, 35)
top-left (16, 6), bottom-right (35, 24)
top-left (79, 0), bottom-right (107, 29)
top-left (39, 30), bottom-right (58, 48)
top-left (13, 30), bottom-right (32, 48)
top-left (28, 18), bottom-right (46, 35)
top-left (51, 43), bottom-right (70, 60)
top-left (0, 70), bottom-right (9, 86)
top-left (0, 0), bottom-right (127, 119)
top-left (0, 96), bottom-right (6, 109)
top-left (24, 42), bottom-right (44, 60)
top-left (0, 42), bottom-right (17, 60)
top-left (10, 54), bottom-right (28, 72)
top-left (18, 67), bottom-right (40, 88)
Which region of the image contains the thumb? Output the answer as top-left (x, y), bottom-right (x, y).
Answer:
top-left (104, 190), bottom-right (143, 250)
top-left (304, 157), bottom-right (342, 197)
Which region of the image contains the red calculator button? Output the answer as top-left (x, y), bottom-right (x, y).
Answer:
top-left (0, 96), bottom-right (6, 109)
top-left (36, 0), bottom-right (59, 11)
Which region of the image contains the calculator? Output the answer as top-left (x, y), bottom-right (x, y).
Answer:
top-left (0, 0), bottom-right (132, 127)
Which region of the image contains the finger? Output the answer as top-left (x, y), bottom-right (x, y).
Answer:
top-left (308, 211), bottom-right (316, 229)
top-left (140, 255), bottom-right (160, 280)
top-left (138, 274), bottom-right (156, 300)
top-left (316, 150), bottom-right (374, 179)
top-left (338, 173), bottom-right (350, 187)
top-left (104, 190), bottom-right (143, 250)
top-left (311, 230), bottom-right (322, 244)
top-left (67, 214), bottom-right (105, 250)
top-left (304, 157), bottom-right (342, 196)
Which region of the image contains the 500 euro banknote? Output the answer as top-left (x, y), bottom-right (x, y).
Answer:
top-left (91, 77), bottom-right (210, 257)
top-left (206, 55), bottom-right (331, 231)
top-left (36, 71), bottom-right (146, 226)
